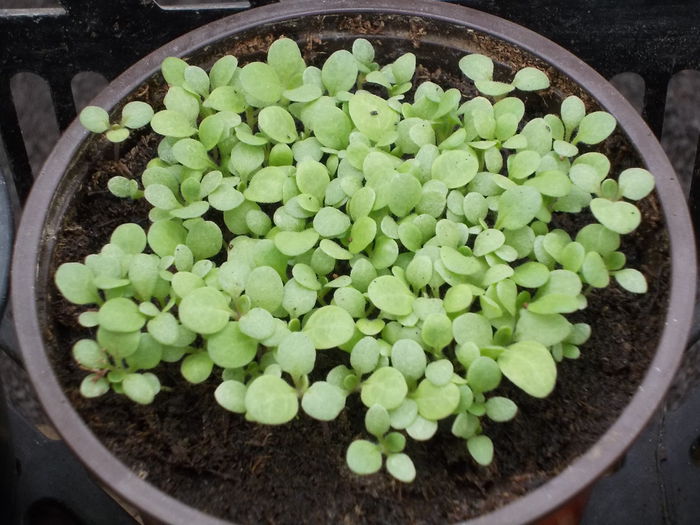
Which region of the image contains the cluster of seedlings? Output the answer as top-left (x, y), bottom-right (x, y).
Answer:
top-left (59, 38), bottom-right (654, 482)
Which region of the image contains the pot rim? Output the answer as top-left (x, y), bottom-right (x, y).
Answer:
top-left (11, 1), bottom-right (696, 524)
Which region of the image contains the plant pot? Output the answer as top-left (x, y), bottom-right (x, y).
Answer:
top-left (11, 1), bottom-right (696, 523)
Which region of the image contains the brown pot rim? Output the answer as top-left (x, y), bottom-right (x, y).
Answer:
top-left (11, 1), bottom-right (696, 524)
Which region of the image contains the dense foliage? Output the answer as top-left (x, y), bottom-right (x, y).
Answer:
top-left (59, 38), bottom-right (654, 482)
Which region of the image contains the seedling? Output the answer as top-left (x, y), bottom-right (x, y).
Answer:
top-left (79, 101), bottom-right (154, 143)
top-left (59, 39), bottom-right (655, 483)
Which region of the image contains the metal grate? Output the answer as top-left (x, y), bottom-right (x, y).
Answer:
top-left (0, 1), bottom-right (698, 524)
top-left (0, 0), bottom-right (271, 202)
top-left (1, 1), bottom-right (699, 206)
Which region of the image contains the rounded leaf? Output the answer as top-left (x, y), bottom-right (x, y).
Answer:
top-left (258, 106), bottom-right (298, 144)
top-left (512, 67), bottom-right (550, 91)
top-left (386, 453), bottom-right (416, 483)
top-left (172, 138), bottom-right (212, 170)
top-left (239, 62), bottom-right (282, 106)
top-left (498, 341), bottom-right (557, 398)
top-left (388, 173), bottom-right (423, 217)
top-left (361, 367), bottom-right (408, 410)
top-left (110, 223), bottom-right (147, 254)
top-left (346, 440), bottom-right (382, 475)
top-left (527, 294), bottom-right (581, 315)
top-left (575, 224), bottom-right (620, 256)
top-left (574, 111), bottom-right (616, 145)
top-left (618, 168), bottom-right (655, 201)
top-left (561, 96), bottom-right (585, 132)
top-left (73, 339), bottom-right (108, 370)
top-left (367, 275), bottom-right (414, 317)
top-left (121, 101), bottom-right (154, 129)
top-left (276, 332), bottom-right (316, 377)
top-left (80, 374), bottom-right (110, 398)
top-left (302, 381), bottom-right (346, 421)
top-left (239, 307), bottom-right (276, 340)
top-left (244, 166), bottom-right (287, 203)
top-left (590, 198), bottom-right (641, 234)
top-left (349, 216), bottom-right (377, 254)
top-left (105, 127), bottom-right (129, 143)
top-left (431, 150), bottom-right (478, 189)
top-left (425, 359), bottom-right (454, 386)
top-left (348, 91), bottom-right (400, 143)
top-left (147, 312), bottom-right (179, 345)
top-left (267, 38), bottom-right (304, 87)
top-left (204, 86), bottom-right (246, 113)
top-left (475, 80), bottom-right (514, 97)
top-left (245, 375), bottom-right (298, 425)
top-left (350, 337), bottom-right (380, 375)
top-left (98, 298), bottom-right (145, 333)
top-left (440, 246), bottom-right (479, 275)
top-left (485, 396), bottom-right (518, 422)
top-left (614, 268), bottom-right (648, 293)
top-left (274, 229), bottom-right (319, 257)
top-left (207, 321), bottom-right (258, 368)
top-left (97, 327), bottom-right (141, 358)
top-left (245, 266), bottom-right (284, 313)
top-left (466, 356), bottom-right (502, 392)
top-left (473, 229), bottom-right (505, 257)
top-left (147, 220), bottom-right (187, 257)
top-left (405, 255), bottom-right (433, 289)
top-left (467, 435), bottom-right (494, 466)
top-left (365, 405), bottom-right (391, 439)
top-left (321, 49), bottom-right (358, 95)
top-left (180, 352), bottom-right (214, 384)
top-left (303, 305), bottom-right (355, 350)
top-left (421, 313), bottom-right (453, 351)
top-left (209, 54), bottom-right (238, 89)
top-left (313, 207), bottom-right (351, 238)
top-left (352, 38), bottom-right (375, 64)
top-left (391, 339), bottom-right (427, 380)
top-left (443, 284), bottom-right (474, 313)
top-left (414, 380), bottom-right (460, 421)
top-left (215, 380), bottom-right (247, 413)
top-left (515, 310), bottom-right (571, 347)
top-left (208, 184), bottom-right (244, 211)
top-left (508, 150), bottom-right (541, 179)
top-left (406, 415), bottom-right (438, 441)
top-left (178, 287), bottom-right (230, 334)
top-left (282, 279), bottom-right (317, 318)
top-left (79, 106), bottom-right (110, 133)
top-left (122, 373), bottom-right (157, 404)
top-left (496, 186), bottom-right (543, 230)
top-left (582, 252), bottom-right (610, 288)
top-left (55, 263), bottom-right (99, 305)
top-left (150, 110), bottom-right (196, 138)
top-left (459, 54), bottom-right (493, 82)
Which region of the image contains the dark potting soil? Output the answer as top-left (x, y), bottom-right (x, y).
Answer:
top-left (43, 30), bottom-right (670, 523)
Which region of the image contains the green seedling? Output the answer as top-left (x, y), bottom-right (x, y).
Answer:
top-left (80, 101), bottom-right (154, 143)
top-left (58, 41), bottom-right (655, 483)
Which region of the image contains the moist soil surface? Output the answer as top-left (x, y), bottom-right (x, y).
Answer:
top-left (44, 40), bottom-right (670, 524)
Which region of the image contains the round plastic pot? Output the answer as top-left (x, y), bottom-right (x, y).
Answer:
top-left (11, 1), bottom-right (696, 524)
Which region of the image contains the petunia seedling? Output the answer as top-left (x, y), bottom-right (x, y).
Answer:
top-left (60, 36), bottom-right (657, 483)
top-left (79, 101), bottom-right (154, 143)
